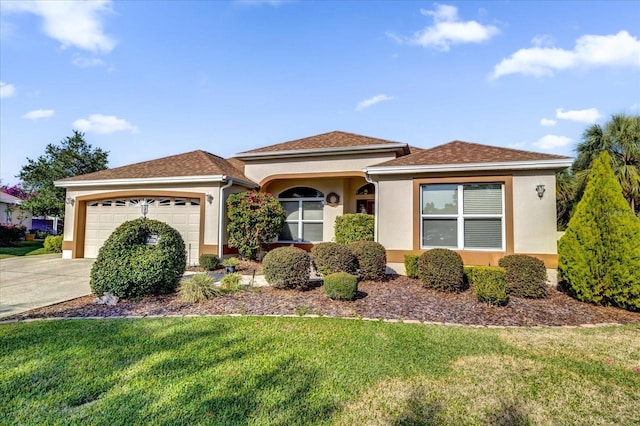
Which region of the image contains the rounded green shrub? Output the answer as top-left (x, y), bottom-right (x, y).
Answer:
top-left (263, 246), bottom-right (310, 289)
top-left (324, 272), bottom-right (358, 301)
top-left (199, 253), bottom-right (220, 271)
top-left (178, 273), bottom-right (219, 303)
top-left (334, 213), bottom-right (374, 244)
top-left (348, 240), bottom-right (387, 281)
top-left (43, 235), bottom-right (63, 253)
top-left (404, 254), bottom-right (420, 279)
top-left (498, 254), bottom-right (547, 298)
top-left (311, 242), bottom-right (358, 276)
top-left (417, 248), bottom-right (466, 292)
top-left (90, 218), bottom-right (187, 299)
top-left (472, 266), bottom-right (508, 306)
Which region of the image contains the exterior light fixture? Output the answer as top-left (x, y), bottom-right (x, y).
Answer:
top-left (65, 197), bottom-right (75, 206)
top-left (139, 199), bottom-right (151, 218)
top-left (536, 184), bottom-right (546, 199)
top-left (206, 193), bottom-right (214, 204)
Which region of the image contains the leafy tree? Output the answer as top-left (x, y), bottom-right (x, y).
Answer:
top-left (226, 191), bottom-right (286, 260)
top-left (558, 152), bottom-right (640, 311)
top-left (573, 114), bottom-right (640, 214)
top-left (18, 131), bottom-right (108, 217)
top-left (0, 183), bottom-right (32, 200)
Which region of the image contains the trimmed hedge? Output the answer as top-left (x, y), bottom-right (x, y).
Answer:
top-left (263, 246), bottom-right (310, 289)
top-left (418, 248), bottom-right (466, 292)
top-left (472, 266), bottom-right (508, 306)
top-left (348, 241), bottom-right (387, 281)
top-left (498, 254), bottom-right (547, 298)
top-left (0, 225), bottom-right (26, 247)
top-left (90, 218), bottom-right (187, 299)
top-left (324, 272), bottom-right (358, 301)
top-left (334, 213), bottom-right (374, 244)
top-left (199, 253), bottom-right (220, 271)
top-left (43, 235), bottom-right (63, 253)
top-left (404, 254), bottom-right (420, 279)
top-left (311, 242), bottom-right (358, 276)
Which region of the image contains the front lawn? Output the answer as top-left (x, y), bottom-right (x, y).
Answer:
top-left (0, 240), bottom-right (45, 259)
top-left (1, 318), bottom-right (638, 425)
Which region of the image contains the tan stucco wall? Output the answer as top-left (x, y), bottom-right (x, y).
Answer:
top-left (512, 171), bottom-right (558, 254)
top-left (243, 152), bottom-right (396, 184)
top-left (377, 178), bottom-right (414, 250)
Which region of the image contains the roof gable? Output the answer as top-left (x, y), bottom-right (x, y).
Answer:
top-left (58, 150), bottom-right (253, 184)
top-left (375, 141), bottom-right (572, 167)
top-left (236, 131), bottom-right (409, 157)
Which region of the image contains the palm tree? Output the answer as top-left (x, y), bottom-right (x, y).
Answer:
top-left (556, 169), bottom-right (576, 229)
top-left (573, 114), bottom-right (640, 214)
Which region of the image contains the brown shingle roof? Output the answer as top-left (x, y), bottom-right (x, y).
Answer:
top-left (376, 141), bottom-right (571, 167)
top-left (237, 131), bottom-right (408, 155)
top-left (59, 150), bottom-right (254, 183)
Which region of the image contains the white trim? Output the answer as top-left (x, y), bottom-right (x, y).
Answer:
top-left (55, 175), bottom-right (258, 189)
top-left (234, 143), bottom-right (408, 160)
top-left (365, 159), bottom-right (573, 175)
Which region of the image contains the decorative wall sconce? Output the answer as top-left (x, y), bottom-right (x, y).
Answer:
top-left (536, 184), bottom-right (546, 199)
top-left (65, 197), bottom-right (75, 206)
top-left (206, 193), bottom-right (214, 204)
top-left (139, 199), bottom-right (151, 218)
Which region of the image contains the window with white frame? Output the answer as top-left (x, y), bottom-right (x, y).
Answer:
top-left (420, 183), bottom-right (504, 250)
top-left (278, 187), bottom-right (324, 242)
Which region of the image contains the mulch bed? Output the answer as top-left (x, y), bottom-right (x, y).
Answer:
top-left (6, 274), bottom-right (640, 327)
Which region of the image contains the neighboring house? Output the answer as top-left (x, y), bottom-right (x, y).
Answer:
top-left (0, 191), bottom-right (32, 229)
top-left (55, 131), bottom-right (572, 271)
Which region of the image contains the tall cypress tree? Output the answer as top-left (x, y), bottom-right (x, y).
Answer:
top-left (558, 151), bottom-right (640, 311)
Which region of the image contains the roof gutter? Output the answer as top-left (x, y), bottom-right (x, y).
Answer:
top-left (218, 178), bottom-right (234, 259)
top-left (365, 158), bottom-right (573, 175)
top-left (54, 175), bottom-right (257, 189)
top-left (234, 143), bottom-right (408, 160)
top-left (364, 173), bottom-right (379, 242)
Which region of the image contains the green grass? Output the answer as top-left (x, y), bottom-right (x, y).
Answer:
top-left (1, 318), bottom-right (639, 425)
top-left (0, 240), bottom-right (46, 259)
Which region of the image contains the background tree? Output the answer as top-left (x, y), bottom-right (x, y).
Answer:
top-left (558, 152), bottom-right (640, 311)
top-left (226, 191), bottom-right (285, 260)
top-left (573, 114), bottom-right (640, 214)
top-left (18, 131), bottom-right (109, 218)
top-left (555, 169), bottom-right (576, 230)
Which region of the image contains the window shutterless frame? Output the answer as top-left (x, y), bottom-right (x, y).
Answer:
top-left (420, 183), bottom-right (505, 251)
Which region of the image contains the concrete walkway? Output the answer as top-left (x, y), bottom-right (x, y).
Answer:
top-left (0, 254), bottom-right (94, 319)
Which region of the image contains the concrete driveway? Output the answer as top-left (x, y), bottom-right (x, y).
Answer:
top-left (0, 254), bottom-right (94, 319)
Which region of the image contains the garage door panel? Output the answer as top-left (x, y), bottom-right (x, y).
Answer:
top-left (84, 200), bottom-right (200, 264)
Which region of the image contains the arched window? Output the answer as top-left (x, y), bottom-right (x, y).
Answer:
top-left (356, 183), bottom-right (375, 196)
top-left (278, 187), bottom-right (324, 242)
top-left (356, 183), bottom-right (375, 215)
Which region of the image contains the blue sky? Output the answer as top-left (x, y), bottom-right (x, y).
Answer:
top-left (1, 0), bottom-right (639, 186)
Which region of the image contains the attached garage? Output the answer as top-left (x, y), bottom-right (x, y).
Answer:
top-left (83, 197), bottom-right (201, 263)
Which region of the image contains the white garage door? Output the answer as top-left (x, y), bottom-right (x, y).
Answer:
top-left (84, 197), bottom-right (200, 264)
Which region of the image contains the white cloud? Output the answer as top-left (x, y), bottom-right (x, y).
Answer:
top-left (23, 109), bottom-right (55, 120)
top-left (2, 0), bottom-right (115, 53)
top-left (540, 118), bottom-right (557, 127)
top-left (533, 134), bottom-right (573, 150)
top-left (73, 114), bottom-right (138, 134)
top-left (492, 30), bottom-right (640, 78)
top-left (531, 34), bottom-right (556, 47)
top-left (72, 55), bottom-right (107, 68)
top-left (356, 94), bottom-right (394, 111)
top-left (0, 81), bottom-right (16, 98)
top-left (555, 108), bottom-right (602, 123)
top-left (405, 4), bottom-right (499, 51)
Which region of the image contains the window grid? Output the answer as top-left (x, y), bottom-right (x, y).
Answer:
top-left (420, 183), bottom-right (505, 251)
top-left (279, 197), bottom-right (324, 242)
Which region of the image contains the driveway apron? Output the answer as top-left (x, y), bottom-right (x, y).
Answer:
top-left (0, 254), bottom-right (94, 319)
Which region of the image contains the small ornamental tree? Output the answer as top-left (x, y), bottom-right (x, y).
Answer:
top-left (226, 191), bottom-right (286, 260)
top-left (558, 152), bottom-right (640, 311)
top-left (334, 213), bottom-right (374, 244)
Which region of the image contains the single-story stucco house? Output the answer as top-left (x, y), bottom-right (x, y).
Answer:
top-left (55, 131), bottom-right (572, 272)
top-left (0, 191), bottom-right (32, 229)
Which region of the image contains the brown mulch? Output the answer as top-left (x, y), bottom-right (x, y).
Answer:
top-left (6, 274), bottom-right (640, 327)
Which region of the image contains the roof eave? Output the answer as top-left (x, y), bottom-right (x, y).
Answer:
top-left (55, 175), bottom-right (258, 189)
top-left (364, 159), bottom-right (574, 175)
top-left (234, 143), bottom-right (408, 160)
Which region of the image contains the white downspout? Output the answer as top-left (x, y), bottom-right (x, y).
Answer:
top-left (364, 173), bottom-right (379, 242)
top-left (218, 178), bottom-right (234, 259)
